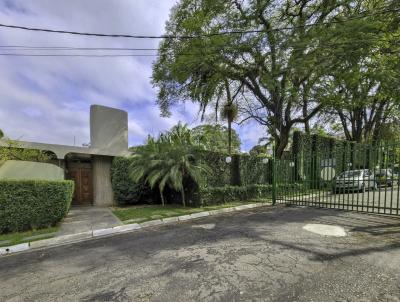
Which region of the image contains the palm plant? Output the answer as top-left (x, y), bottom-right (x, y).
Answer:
top-left (130, 124), bottom-right (209, 207)
top-left (221, 81), bottom-right (239, 155)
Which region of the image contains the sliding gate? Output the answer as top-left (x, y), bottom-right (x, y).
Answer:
top-left (274, 139), bottom-right (400, 215)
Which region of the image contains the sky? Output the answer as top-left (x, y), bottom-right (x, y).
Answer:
top-left (0, 0), bottom-right (265, 151)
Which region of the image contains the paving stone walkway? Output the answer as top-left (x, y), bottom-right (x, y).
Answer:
top-left (58, 206), bottom-right (122, 236)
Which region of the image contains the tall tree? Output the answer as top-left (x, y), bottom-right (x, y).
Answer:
top-left (321, 0), bottom-right (400, 143)
top-left (152, 0), bottom-right (381, 157)
top-left (153, 0), bottom-right (400, 156)
top-left (220, 79), bottom-right (239, 154)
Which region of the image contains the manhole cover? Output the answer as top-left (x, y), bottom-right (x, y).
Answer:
top-left (303, 224), bottom-right (347, 237)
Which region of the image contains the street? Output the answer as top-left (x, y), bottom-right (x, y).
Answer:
top-left (1, 206), bottom-right (400, 302)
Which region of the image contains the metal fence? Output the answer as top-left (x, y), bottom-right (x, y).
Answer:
top-left (273, 139), bottom-right (400, 215)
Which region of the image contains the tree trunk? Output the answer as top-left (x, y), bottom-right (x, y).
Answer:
top-left (303, 99), bottom-right (310, 134)
top-left (180, 188), bottom-right (186, 207)
top-left (275, 127), bottom-right (290, 159)
top-left (160, 189), bottom-right (165, 207)
top-left (228, 119), bottom-right (232, 155)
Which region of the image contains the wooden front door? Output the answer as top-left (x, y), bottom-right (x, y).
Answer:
top-left (67, 166), bottom-right (93, 205)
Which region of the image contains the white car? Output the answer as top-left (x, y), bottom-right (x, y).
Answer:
top-left (333, 169), bottom-right (377, 193)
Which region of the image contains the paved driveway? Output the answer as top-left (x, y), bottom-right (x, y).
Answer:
top-left (286, 185), bottom-right (400, 215)
top-left (1, 206), bottom-right (400, 302)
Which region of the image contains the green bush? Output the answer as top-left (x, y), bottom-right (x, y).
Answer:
top-left (0, 180), bottom-right (74, 234)
top-left (196, 150), bottom-right (231, 187)
top-left (111, 157), bottom-right (153, 205)
top-left (241, 155), bottom-right (272, 185)
top-left (199, 184), bottom-right (273, 206)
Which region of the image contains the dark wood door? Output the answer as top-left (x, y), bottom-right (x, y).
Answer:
top-left (67, 167), bottom-right (93, 205)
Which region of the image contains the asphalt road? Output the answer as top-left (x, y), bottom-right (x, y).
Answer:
top-left (1, 206), bottom-right (400, 302)
top-left (285, 185), bottom-right (400, 215)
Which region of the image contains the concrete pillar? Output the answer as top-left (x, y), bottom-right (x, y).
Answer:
top-left (92, 155), bottom-right (114, 206)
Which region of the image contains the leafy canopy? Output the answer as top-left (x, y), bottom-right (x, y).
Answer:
top-left (152, 0), bottom-right (399, 156)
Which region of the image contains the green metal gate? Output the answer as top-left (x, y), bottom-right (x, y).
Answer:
top-left (272, 136), bottom-right (400, 215)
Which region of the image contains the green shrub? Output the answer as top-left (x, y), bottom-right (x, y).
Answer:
top-left (241, 155), bottom-right (272, 185)
top-left (196, 150), bottom-right (231, 187)
top-left (0, 180), bottom-right (74, 234)
top-left (111, 157), bottom-right (153, 205)
top-left (199, 184), bottom-right (273, 206)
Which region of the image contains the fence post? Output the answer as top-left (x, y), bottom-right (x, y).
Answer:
top-left (230, 154), bottom-right (241, 186)
top-left (272, 141), bottom-right (277, 205)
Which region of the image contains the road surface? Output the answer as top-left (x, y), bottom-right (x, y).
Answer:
top-left (1, 206), bottom-right (400, 302)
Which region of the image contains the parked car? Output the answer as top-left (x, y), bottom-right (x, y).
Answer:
top-left (374, 169), bottom-right (394, 187)
top-left (395, 172), bottom-right (400, 185)
top-left (332, 169), bottom-right (377, 193)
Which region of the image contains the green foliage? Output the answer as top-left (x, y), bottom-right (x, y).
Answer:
top-left (249, 145), bottom-right (270, 156)
top-left (0, 139), bottom-right (51, 166)
top-left (191, 124), bottom-right (241, 153)
top-left (152, 0), bottom-right (399, 156)
top-left (196, 150), bottom-right (231, 187)
top-left (0, 180), bottom-right (74, 234)
top-left (319, 1), bottom-right (400, 143)
top-left (129, 123), bottom-right (210, 206)
top-left (0, 129), bottom-right (3, 139)
top-left (111, 157), bottom-right (153, 205)
top-left (220, 103), bottom-right (238, 123)
top-left (198, 184), bottom-right (273, 206)
top-left (241, 155), bottom-right (272, 185)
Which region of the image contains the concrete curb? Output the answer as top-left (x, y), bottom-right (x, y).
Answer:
top-left (0, 202), bottom-right (269, 256)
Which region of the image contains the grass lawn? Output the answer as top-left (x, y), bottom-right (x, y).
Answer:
top-left (0, 226), bottom-right (59, 247)
top-left (112, 200), bottom-right (270, 224)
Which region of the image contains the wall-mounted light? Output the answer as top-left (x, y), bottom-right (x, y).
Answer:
top-left (262, 158), bottom-right (269, 164)
top-left (289, 161), bottom-right (295, 167)
top-left (347, 162), bottom-right (352, 167)
top-left (225, 156), bottom-right (232, 164)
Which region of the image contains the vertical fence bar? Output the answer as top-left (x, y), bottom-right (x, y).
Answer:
top-left (367, 145), bottom-right (380, 213)
top-left (272, 142), bottom-right (277, 206)
top-left (390, 143), bottom-right (395, 215)
top-left (383, 143), bottom-right (389, 214)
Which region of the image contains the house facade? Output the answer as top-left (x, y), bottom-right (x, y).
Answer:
top-left (0, 105), bottom-right (131, 207)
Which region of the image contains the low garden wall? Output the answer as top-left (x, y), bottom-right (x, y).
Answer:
top-left (0, 180), bottom-right (74, 234)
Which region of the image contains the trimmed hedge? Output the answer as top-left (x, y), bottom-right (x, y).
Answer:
top-left (198, 183), bottom-right (304, 206)
top-left (196, 150), bottom-right (231, 187)
top-left (0, 180), bottom-right (74, 234)
top-left (199, 184), bottom-right (273, 206)
top-left (111, 157), bottom-right (154, 205)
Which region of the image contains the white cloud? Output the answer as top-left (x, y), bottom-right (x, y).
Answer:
top-left (0, 0), bottom-right (177, 147)
top-left (0, 0), bottom-right (264, 150)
